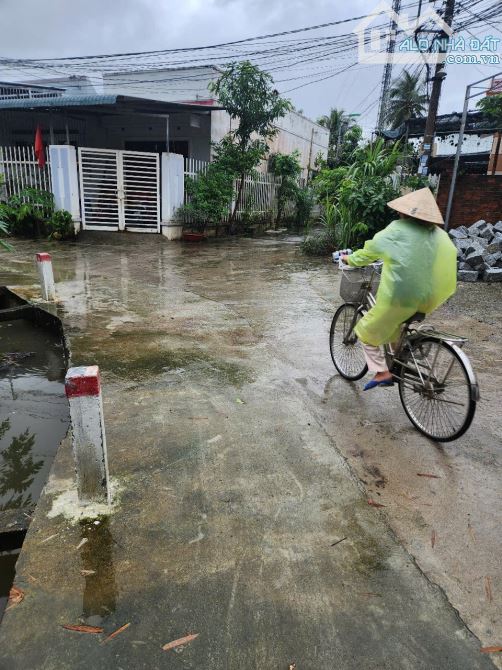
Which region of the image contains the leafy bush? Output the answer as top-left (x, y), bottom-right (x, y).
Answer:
top-left (301, 228), bottom-right (337, 256)
top-left (476, 93), bottom-right (502, 127)
top-left (306, 138), bottom-right (402, 255)
top-left (47, 210), bottom-right (75, 240)
top-left (0, 187), bottom-right (74, 241)
top-left (294, 187), bottom-right (314, 228)
top-left (269, 151), bottom-right (302, 224)
top-left (180, 158), bottom-right (235, 233)
top-left (0, 219), bottom-right (13, 251)
top-left (5, 187), bottom-right (54, 237)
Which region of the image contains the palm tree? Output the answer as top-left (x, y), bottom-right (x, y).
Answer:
top-left (317, 108), bottom-right (354, 166)
top-left (386, 70), bottom-right (427, 130)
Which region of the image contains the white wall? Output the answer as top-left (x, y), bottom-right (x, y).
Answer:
top-left (411, 133), bottom-right (494, 156)
top-left (102, 67), bottom-right (218, 104)
top-left (210, 109), bottom-right (329, 172)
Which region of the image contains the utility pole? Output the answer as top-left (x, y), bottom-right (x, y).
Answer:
top-left (376, 0), bottom-right (402, 131)
top-left (420, 0), bottom-right (456, 175)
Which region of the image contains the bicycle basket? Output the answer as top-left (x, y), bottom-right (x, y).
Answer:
top-left (340, 267), bottom-right (380, 302)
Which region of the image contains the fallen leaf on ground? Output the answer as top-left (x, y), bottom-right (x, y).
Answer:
top-left (6, 586), bottom-right (24, 610)
top-left (417, 473), bottom-right (441, 479)
top-left (368, 499), bottom-right (385, 508)
top-left (288, 664), bottom-right (297, 669)
top-left (62, 624), bottom-right (103, 634)
top-left (80, 569), bottom-right (96, 577)
top-left (485, 576), bottom-right (493, 603)
top-left (236, 398), bottom-right (245, 404)
top-left (162, 633), bottom-right (199, 652)
top-left (431, 530), bottom-right (437, 548)
top-left (480, 646), bottom-right (502, 653)
top-left (102, 623), bottom-right (131, 643)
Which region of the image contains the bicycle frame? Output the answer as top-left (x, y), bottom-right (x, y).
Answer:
top-left (340, 265), bottom-right (478, 399)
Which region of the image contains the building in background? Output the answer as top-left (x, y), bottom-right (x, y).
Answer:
top-left (0, 66), bottom-right (328, 172)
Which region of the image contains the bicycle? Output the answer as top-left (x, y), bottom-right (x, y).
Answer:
top-left (329, 257), bottom-right (479, 442)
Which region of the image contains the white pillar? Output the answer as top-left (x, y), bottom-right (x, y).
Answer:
top-left (49, 145), bottom-right (81, 234)
top-left (161, 152), bottom-right (184, 240)
top-left (35, 252), bottom-right (56, 301)
top-left (65, 366), bottom-right (111, 505)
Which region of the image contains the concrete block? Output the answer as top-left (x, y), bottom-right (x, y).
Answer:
top-left (458, 262), bottom-right (472, 271)
top-left (450, 228), bottom-right (468, 240)
top-left (483, 252), bottom-right (502, 268)
top-left (458, 270), bottom-right (479, 282)
top-left (468, 219), bottom-right (487, 235)
top-left (487, 237), bottom-right (502, 254)
top-left (483, 268), bottom-right (502, 282)
top-left (479, 223), bottom-right (494, 240)
top-left (465, 250), bottom-right (485, 269)
top-left (65, 366), bottom-right (111, 505)
top-left (35, 253), bottom-right (56, 301)
top-left (493, 221), bottom-right (502, 234)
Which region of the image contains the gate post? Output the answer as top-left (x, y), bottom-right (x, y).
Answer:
top-left (49, 145), bottom-right (81, 234)
top-left (65, 366), bottom-right (111, 506)
top-left (161, 152), bottom-right (184, 240)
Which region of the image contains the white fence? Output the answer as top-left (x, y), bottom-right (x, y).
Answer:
top-left (0, 146), bottom-right (52, 198)
top-left (184, 158), bottom-right (294, 223)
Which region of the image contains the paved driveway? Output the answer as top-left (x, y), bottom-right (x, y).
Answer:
top-left (0, 234), bottom-right (499, 669)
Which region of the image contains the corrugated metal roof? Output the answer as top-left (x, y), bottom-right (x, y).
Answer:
top-left (0, 94), bottom-right (119, 110)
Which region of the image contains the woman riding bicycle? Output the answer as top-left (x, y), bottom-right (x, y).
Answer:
top-left (341, 187), bottom-right (457, 391)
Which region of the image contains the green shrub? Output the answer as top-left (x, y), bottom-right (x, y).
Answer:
top-left (301, 229), bottom-right (337, 256)
top-left (0, 188), bottom-right (74, 241)
top-left (180, 164), bottom-right (234, 232)
top-left (294, 187), bottom-right (314, 228)
top-left (47, 210), bottom-right (75, 240)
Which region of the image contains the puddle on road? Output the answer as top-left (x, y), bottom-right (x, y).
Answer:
top-left (0, 318), bottom-right (69, 619)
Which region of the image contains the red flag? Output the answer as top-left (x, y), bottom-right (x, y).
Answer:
top-left (34, 125), bottom-right (45, 168)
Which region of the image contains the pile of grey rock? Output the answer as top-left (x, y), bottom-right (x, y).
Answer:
top-left (450, 220), bottom-right (502, 282)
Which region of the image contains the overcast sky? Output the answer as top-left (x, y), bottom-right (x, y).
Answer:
top-left (1, 0), bottom-right (501, 130)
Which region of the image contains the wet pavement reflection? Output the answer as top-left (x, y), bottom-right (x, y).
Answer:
top-left (80, 517), bottom-right (117, 623)
top-left (0, 319), bottom-right (69, 511)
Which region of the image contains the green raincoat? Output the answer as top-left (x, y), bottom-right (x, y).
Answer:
top-left (347, 218), bottom-right (457, 346)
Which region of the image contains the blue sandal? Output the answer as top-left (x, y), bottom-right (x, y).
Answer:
top-left (364, 379), bottom-right (395, 391)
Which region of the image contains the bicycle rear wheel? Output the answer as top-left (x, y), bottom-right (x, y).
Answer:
top-left (398, 337), bottom-right (477, 442)
top-left (329, 303), bottom-right (368, 380)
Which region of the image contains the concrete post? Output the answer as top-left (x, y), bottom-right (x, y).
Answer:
top-left (65, 366), bottom-right (111, 505)
top-left (35, 252), bottom-right (56, 301)
top-left (161, 152), bottom-right (184, 240)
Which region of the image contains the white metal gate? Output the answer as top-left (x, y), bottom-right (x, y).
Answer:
top-left (78, 148), bottom-right (160, 232)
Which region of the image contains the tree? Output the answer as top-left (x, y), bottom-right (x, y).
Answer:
top-left (209, 61), bottom-right (292, 226)
top-left (268, 151), bottom-right (302, 224)
top-left (477, 93), bottom-right (502, 127)
top-left (386, 70), bottom-right (427, 130)
top-left (316, 108), bottom-right (355, 167)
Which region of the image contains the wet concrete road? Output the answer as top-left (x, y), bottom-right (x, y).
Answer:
top-left (0, 234), bottom-right (500, 669)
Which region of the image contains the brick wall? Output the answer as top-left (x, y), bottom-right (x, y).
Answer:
top-left (436, 168), bottom-right (502, 229)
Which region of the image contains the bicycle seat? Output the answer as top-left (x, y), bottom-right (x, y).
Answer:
top-left (405, 312), bottom-right (426, 325)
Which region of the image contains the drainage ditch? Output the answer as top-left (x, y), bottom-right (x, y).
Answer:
top-left (0, 288), bottom-right (69, 622)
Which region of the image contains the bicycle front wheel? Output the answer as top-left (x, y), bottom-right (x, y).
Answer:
top-left (329, 303), bottom-right (368, 380)
top-left (398, 337), bottom-right (477, 442)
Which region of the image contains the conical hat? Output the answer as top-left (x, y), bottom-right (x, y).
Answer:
top-left (387, 187), bottom-right (444, 225)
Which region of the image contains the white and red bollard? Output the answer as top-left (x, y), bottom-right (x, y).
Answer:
top-left (35, 252), bottom-right (56, 301)
top-left (65, 366), bottom-right (111, 505)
